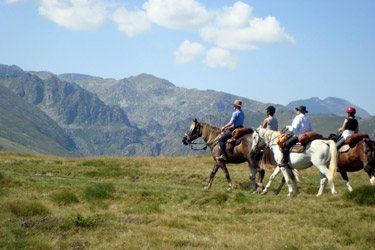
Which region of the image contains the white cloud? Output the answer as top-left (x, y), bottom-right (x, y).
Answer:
top-left (112, 7), bottom-right (151, 37)
top-left (203, 48), bottom-right (237, 70)
top-left (215, 1), bottom-right (253, 28)
top-left (174, 40), bottom-right (205, 64)
top-left (200, 2), bottom-right (296, 50)
top-left (38, 0), bottom-right (108, 31)
top-left (143, 0), bottom-right (210, 31)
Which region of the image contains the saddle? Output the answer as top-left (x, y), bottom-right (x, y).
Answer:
top-left (338, 144), bottom-right (351, 153)
top-left (226, 128), bottom-right (253, 152)
top-left (277, 132), bottom-right (323, 153)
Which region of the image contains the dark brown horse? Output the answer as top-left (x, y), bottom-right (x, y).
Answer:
top-left (334, 136), bottom-right (375, 191)
top-left (182, 119), bottom-right (265, 193)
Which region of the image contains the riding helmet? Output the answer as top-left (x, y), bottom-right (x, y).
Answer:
top-left (346, 107), bottom-right (356, 114)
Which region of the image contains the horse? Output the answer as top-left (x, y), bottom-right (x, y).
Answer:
top-left (328, 134), bottom-right (375, 191)
top-left (182, 119), bottom-right (265, 193)
top-left (251, 128), bottom-right (338, 197)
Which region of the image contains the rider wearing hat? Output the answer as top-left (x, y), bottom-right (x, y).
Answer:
top-left (336, 107), bottom-right (359, 149)
top-left (216, 100), bottom-right (244, 161)
top-left (262, 106), bottom-right (278, 131)
top-left (281, 105), bottom-right (313, 167)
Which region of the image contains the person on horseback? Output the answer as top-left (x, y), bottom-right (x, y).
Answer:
top-left (281, 105), bottom-right (313, 167)
top-left (216, 99), bottom-right (244, 161)
top-left (336, 107), bottom-right (359, 149)
top-left (262, 105), bottom-right (278, 131)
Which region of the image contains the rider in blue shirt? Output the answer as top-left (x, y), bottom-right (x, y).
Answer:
top-left (216, 100), bottom-right (244, 161)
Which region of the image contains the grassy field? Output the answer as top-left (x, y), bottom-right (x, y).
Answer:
top-left (0, 151), bottom-right (374, 249)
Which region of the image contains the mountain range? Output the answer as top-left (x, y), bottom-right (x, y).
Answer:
top-left (0, 64), bottom-right (374, 156)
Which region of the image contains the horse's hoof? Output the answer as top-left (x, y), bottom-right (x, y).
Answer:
top-left (227, 188), bottom-right (233, 191)
top-left (261, 190), bottom-right (268, 195)
top-left (204, 186), bottom-right (210, 190)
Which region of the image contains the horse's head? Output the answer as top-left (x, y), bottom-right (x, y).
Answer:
top-left (182, 119), bottom-right (202, 146)
top-left (251, 127), bottom-right (267, 154)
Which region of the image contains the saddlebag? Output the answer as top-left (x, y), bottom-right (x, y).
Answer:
top-left (298, 132), bottom-right (323, 145)
top-left (345, 133), bottom-right (369, 147)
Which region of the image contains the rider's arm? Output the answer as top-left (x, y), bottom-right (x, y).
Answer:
top-left (262, 118), bottom-right (268, 128)
top-left (221, 121), bottom-right (233, 131)
top-left (338, 119), bottom-right (348, 132)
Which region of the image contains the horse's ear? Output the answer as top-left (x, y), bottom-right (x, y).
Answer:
top-left (194, 118), bottom-right (197, 123)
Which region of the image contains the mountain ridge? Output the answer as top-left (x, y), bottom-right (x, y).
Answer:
top-left (0, 64), bottom-right (374, 156)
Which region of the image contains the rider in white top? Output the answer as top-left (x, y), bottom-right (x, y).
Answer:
top-left (281, 106), bottom-right (313, 167)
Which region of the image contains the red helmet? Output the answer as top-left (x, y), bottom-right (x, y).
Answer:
top-left (346, 107), bottom-right (356, 114)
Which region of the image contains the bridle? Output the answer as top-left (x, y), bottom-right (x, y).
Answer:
top-left (182, 122), bottom-right (208, 151)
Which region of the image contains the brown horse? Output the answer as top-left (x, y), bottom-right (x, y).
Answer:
top-left (182, 119), bottom-right (265, 193)
top-left (333, 136), bottom-right (375, 191)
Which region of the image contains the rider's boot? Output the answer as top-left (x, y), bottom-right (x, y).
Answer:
top-left (216, 153), bottom-right (228, 162)
top-left (280, 151), bottom-right (289, 168)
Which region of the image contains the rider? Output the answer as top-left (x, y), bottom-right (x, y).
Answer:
top-left (281, 105), bottom-right (313, 167)
top-left (262, 106), bottom-right (278, 131)
top-left (216, 100), bottom-right (244, 161)
top-left (336, 107), bottom-right (359, 149)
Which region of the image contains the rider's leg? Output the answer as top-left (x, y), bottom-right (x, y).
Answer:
top-left (217, 130), bottom-right (232, 161)
top-left (336, 137), bottom-right (345, 150)
top-left (281, 136), bottom-right (298, 167)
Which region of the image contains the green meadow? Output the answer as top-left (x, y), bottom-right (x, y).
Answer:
top-left (0, 152), bottom-right (374, 249)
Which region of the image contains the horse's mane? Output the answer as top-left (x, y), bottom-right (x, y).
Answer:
top-left (258, 128), bottom-right (280, 170)
top-left (263, 129), bottom-right (281, 144)
top-left (199, 122), bottom-right (221, 145)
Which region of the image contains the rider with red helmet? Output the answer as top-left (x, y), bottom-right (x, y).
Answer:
top-left (336, 106), bottom-right (359, 149)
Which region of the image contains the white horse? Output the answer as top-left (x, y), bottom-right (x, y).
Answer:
top-left (251, 128), bottom-right (338, 197)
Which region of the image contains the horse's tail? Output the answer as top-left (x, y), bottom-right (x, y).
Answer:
top-left (292, 169), bottom-right (304, 183)
top-left (327, 140), bottom-right (338, 185)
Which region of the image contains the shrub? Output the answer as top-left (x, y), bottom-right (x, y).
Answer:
top-left (8, 201), bottom-right (49, 217)
top-left (344, 185), bottom-right (375, 206)
top-left (73, 214), bottom-right (104, 227)
top-left (83, 183), bottom-right (115, 200)
top-left (51, 191), bottom-right (79, 205)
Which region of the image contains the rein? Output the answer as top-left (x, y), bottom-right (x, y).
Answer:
top-left (183, 133), bottom-right (208, 151)
top-left (189, 142), bottom-right (208, 151)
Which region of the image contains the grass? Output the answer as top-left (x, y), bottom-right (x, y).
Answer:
top-left (0, 151), bottom-right (375, 249)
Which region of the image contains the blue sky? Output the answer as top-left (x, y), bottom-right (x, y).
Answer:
top-left (1, 0), bottom-right (374, 115)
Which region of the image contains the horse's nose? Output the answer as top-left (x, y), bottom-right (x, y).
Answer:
top-left (182, 136), bottom-right (188, 145)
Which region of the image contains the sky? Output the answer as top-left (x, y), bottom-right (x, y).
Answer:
top-left (1, 0), bottom-right (374, 115)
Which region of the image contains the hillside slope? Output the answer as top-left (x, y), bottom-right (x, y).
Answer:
top-left (0, 85), bottom-right (78, 156)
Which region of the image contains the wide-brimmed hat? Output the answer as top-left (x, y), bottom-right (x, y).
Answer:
top-left (233, 100), bottom-right (242, 108)
top-left (296, 105), bottom-right (308, 114)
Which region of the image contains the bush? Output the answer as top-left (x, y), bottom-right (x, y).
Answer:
top-left (344, 185), bottom-right (375, 206)
top-left (8, 201), bottom-right (49, 217)
top-left (83, 183), bottom-right (115, 200)
top-left (73, 214), bottom-right (104, 227)
top-left (51, 191), bottom-right (79, 205)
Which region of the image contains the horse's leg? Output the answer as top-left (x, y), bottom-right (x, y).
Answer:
top-left (204, 163), bottom-right (220, 190)
top-left (219, 163), bottom-right (233, 191)
top-left (274, 177), bottom-right (285, 195)
top-left (262, 166), bottom-right (281, 195)
top-left (370, 175), bottom-right (375, 185)
top-left (287, 167), bottom-right (299, 196)
top-left (256, 168), bottom-right (265, 193)
top-left (249, 166), bottom-right (258, 193)
top-left (340, 171), bottom-right (353, 192)
top-left (279, 166), bottom-right (293, 197)
top-left (316, 173), bottom-right (328, 197)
